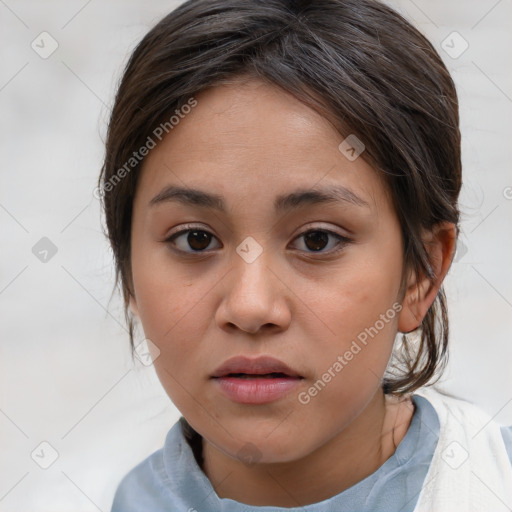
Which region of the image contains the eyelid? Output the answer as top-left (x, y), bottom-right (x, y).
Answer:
top-left (290, 222), bottom-right (350, 240)
top-left (164, 222), bottom-right (213, 240)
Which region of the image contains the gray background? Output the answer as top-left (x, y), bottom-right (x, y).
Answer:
top-left (1, 0), bottom-right (511, 510)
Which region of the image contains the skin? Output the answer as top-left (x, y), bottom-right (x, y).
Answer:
top-left (128, 78), bottom-right (456, 507)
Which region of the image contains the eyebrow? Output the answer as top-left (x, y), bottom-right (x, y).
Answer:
top-left (148, 184), bottom-right (370, 213)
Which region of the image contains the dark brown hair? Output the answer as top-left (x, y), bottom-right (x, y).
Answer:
top-left (98, 0), bottom-right (462, 395)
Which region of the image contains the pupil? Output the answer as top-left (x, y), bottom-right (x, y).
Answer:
top-left (188, 230), bottom-right (210, 250)
top-left (305, 231), bottom-right (328, 251)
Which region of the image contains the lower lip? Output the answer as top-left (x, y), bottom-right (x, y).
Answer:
top-left (212, 376), bottom-right (303, 404)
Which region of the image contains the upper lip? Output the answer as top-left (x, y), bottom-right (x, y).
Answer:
top-left (211, 355), bottom-right (303, 378)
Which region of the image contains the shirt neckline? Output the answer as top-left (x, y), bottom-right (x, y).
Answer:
top-left (164, 393), bottom-right (439, 510)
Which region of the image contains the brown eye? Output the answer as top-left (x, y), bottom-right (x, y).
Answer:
top-left (291, 229), bottom-right (351, 255)
top-left (303, 231), bottom-right (329, 251)
top-left (166, 228), bottom-right (220, 253)
top-left (187, 230), bottom-right (212, 251)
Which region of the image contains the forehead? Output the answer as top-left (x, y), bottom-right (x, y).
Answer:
top-left (135, 79), bottom-right (391, 217)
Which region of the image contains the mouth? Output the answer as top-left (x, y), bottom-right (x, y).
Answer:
top-left (212, 373), bottom-right (303, 404)
top-left (211, 355), bottom-right (304, 379)
top-left (210, 355), bottom-right (305, 403)
top-left (211, 356), bottom-right (305, 404)
top-left (220, 372), bottom-right (302, 379)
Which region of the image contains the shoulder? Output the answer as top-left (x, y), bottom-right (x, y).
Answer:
top-left (414, 387), bottom-right (498, 425)
top-left (110, 420), bottom-right (187, 512)
top-left (110, 418), bottom-right (197, 512)
top-left (110, 447), bottom-right (170, 512)
top-left (414, 387), bottom-right (512, 467)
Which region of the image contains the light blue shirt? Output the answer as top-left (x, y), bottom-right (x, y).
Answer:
top-left (111, 394), bottom-right (512, 511)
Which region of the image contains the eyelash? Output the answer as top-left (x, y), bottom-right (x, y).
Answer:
top-left (164, 224), bottom-right (352, 257)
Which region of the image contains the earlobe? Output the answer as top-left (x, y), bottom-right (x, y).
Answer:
top-left (397, 279), bottom-right (431, 333)
top-left (129, 294), bottom-right (140, 317)
top-left (397, 222), bottom-right (457, 333)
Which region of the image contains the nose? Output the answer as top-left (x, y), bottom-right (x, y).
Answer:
top-left (215, 247), bottom-right (292, 335)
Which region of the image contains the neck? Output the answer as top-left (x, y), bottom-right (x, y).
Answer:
top-left (201, 389), bottom-right (415, 507)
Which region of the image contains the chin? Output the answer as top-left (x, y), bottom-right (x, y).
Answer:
top-left (215, 429), bottom-right (313, 466)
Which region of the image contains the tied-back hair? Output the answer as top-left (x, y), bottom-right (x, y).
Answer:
top-left (98, 0), bottom-right (462, 395)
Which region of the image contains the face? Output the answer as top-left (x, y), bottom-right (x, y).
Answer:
top-left (129, 78), bottom-right (407, 464)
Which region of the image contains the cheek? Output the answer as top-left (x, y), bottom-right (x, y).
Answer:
top-left (131, 241), bottom-right (190, 355)
top-left (296, 235), bottom-right (403, 394)
top-left (130, 240), bottom-right (223, 396)
top-left (133, 273), bottom-right (207, 358)
top-left (132, 263), bottom-right (211, 412)
top-left (302, 248), bottom-right (402, 341)
top-left (131, 233), bottom-right (196, 331)
top-left (295, 293), bottom-right (400, 434)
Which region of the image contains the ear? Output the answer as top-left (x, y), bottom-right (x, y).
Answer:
top-left (129, 293), bottom-right (140, 318)
top-left (397, 222), bottom-right (457, 333)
